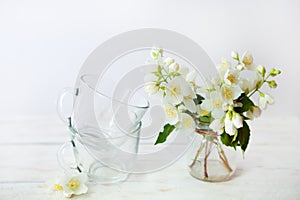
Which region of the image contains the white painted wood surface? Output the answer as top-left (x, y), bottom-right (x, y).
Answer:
top-left (0, 116), bottom-right (300, 200)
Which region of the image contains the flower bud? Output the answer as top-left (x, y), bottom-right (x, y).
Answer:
top-left (268, 80), bottom-right (277, 88)
top-left (270, 68), bottom-right (281, 77)
top-left (257, 65), bottom-right (266, 77)
top-left (169, 62), bottom-right (180, 72)
top-left (231, 51), bottom-right (239, 60)
top-left (163, 57), bottom-right (175, 66)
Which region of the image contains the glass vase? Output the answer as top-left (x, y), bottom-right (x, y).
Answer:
top-left (187, 124), bottom-right (237, 182)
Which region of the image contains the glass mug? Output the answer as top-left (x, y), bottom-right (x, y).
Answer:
top-left (57, 74), bottom-right (149, 133)
top-left (57, 123), bottom-right (141, 183)
top-left (56, 74), bottom-right (149, 183)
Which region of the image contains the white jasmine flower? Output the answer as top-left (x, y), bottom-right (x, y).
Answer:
top-left (169, 62), bottom-right (180, 72)
top-left (58, 173), bottom-right (88, 198)
top-left (164, 103), bottom-right (180, 125)
top-left (182, 82), bottom-right (197, 113)
top-left (258, 93), bottom-right (274, 110)
top-left (186, 70), bottom-right (196, 83)
top-left (179, 113), bottom-right (196, 134)
top-left (224, 112), bottom-right (243, 135)
top-left (163, 57), bottom-right (175, 66)
top-left (224, 70), bottom-right (240, 85)
top-left (217, 58), bottom-right (232, 77)
top-left (221, 84), bottom-right (242, 104)
top-left (182, 96), bottom-right (197, 113)
top-left (164, 76), bottom-right (190, 105)
top-left (145, 83), bottom-right (159, 95)
top-left (245, 106), bottom-right (262, 120)
top-left (201, 91), bottom-right (225, 119)
top-left (242, 51), bottom-right (255, 70)
top-left (209, 118), bottom-right (224, 134)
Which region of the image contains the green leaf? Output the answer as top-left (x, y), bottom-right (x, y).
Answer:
top-left (220, 132), bottom-right (238, 150)
top-left (154, 124), bottom-right (176, 145)
top-left (152, 71), bottom-right (161, 78)
top-left (237, 121), bottom-right (251, 153)
top-left (234, 93), bottom-right (254, 113)
top-left (194, 94), bottom-right (205, 105)
top-left (199, 114), bottom-right (213, 123)
top-left (220, 132), bottom-right (234, 146)
top-left (157, 65), bottom-right (162, 73)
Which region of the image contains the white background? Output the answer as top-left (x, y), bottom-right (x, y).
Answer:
top-left (0, 0), bottom-right (299, 119)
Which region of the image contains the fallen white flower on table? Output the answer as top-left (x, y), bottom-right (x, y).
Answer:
top-left (52, 173), bottom-right (88, 198)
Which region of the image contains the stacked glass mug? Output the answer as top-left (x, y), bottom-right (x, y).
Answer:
top-left (57, 74), bottom-right (149, 183)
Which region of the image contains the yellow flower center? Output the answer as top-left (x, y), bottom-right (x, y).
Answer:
top-left (243, 56), bottom-right (253, 66)
top-left (53, 184), bottom-right (63, 191)
top-left (166, 108), bottom-right (176, 118)
top-left (201, 109), bottom-right (209, 116)
top-left (183, 119), bottom-right (192, 128)
top-left (227, 74), bottom-right (236, 84)
top-left (67, 178), bottom-right (80, 191)
top-left (223, 88), bottom-right (233, 99)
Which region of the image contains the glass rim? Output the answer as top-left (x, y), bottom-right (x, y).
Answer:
top-left (80, 74), bottom-right (150, 110)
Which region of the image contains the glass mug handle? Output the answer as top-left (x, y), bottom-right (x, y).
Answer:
top-left (57, 142), bottom-right (72, 173)
top-left (57, 142), bottom-right (82, 174)
top-left (56, 87), bottom-right (74, 124)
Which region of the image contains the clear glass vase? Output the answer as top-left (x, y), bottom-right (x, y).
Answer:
top-left (187, 124), bottom-right (237, 182)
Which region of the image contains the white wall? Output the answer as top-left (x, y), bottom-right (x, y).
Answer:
top-left (0, 0), bottom-right (299, 118)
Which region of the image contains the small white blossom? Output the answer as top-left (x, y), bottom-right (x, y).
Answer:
top-left (179, 113), bottom-right (196, 134)
top-left (258, 93), bottom-right (274, 110)
top-left (164, 76), bottom-right (190, 105)
top-left (209, 118), bottom-right (224, 134)
top-left (164, 103), bottom-right (180, 125)
top-left (169, 62), bottom-right (180, 72)
top-left (56, 173), bottom-right (88, 198)
top-left (242, 51), bottom-right (255, 70)
top-left (224, 111), bottom-right (243, 135)
top-left (239, 73), bottom-right (262, 93)
top-left (221, 84), bottom-right (243, 104)
top-left (217, 58), bottom-right (232, 77)
top-left (245, 106), bottom-right (262, 120)
top-left (201, 91), bottom-right (225, 119)
top-left (224, 69), bottom-right (240, 85)
top-left (163, 57), bottom-right (175, 66)
top-left (145, 83), bottom-right (159, 95)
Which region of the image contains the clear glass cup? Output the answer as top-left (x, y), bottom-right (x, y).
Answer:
top-left (56, 74), bottom-right (148, 183)
top-left (57, 74), bottom-right (149, 133)
top-left (57, 122), bottom-right (141, 183)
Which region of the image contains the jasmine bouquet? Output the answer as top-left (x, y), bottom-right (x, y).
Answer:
top-left (145, 47), bottom-right (281, 181)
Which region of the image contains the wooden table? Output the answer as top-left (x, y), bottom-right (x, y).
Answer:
top-left (1, 116), bottom-right (300, 199)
